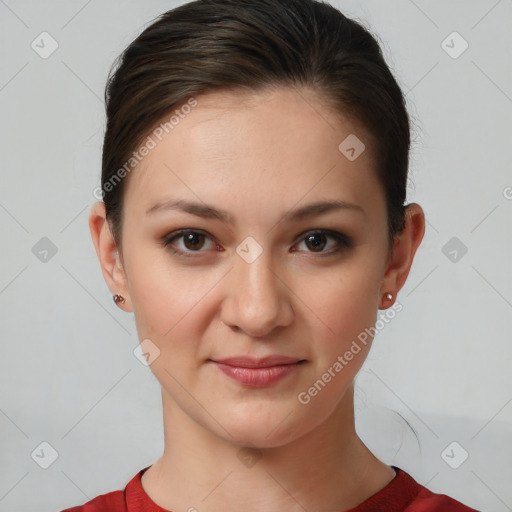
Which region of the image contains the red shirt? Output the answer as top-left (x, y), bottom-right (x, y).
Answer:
top-left (61, 466), bottom-right (479, 511)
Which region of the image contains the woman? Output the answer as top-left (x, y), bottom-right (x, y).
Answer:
top-left (63, 0), bottom-right (479, 510)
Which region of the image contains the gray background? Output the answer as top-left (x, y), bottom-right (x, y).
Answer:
top-left (0, 0), bottom-right (511, 511)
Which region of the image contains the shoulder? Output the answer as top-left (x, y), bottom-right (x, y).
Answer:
top-left (351, 467), bottom-right (480, 512)
top-left (60, 466), bottom-right (480, 512)
top-left (405, 485), bottom-right (480, 512)
top-left (59, 469), bottom-right (144, 512)
top-left (394, 467), bottom-right (480, 511)
top-left (60, 489), bottom-right (126, 512)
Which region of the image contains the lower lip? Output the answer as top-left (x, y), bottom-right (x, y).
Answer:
top-left (213, 362), bottom-right (302, 387)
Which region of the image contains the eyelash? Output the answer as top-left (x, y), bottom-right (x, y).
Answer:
top-left (160, 229), bottom-right (353, 258)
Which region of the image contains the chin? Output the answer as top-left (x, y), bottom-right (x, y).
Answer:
top-left (210, 404), bottom-right (314, 450)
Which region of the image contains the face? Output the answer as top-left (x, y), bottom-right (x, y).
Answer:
top-left (100, 87), bottom-right (398, 447)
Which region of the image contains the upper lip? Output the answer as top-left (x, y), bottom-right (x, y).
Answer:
top-left (213, 356), bottom-right (305, 368)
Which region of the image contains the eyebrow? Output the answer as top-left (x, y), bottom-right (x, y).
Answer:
top-left (145, 198), bottom-right (365, 223)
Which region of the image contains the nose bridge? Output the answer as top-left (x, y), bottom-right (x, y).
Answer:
top-left (225, 242), bottom-right (292, 336)
top-left (240, 250), bottom-right (278, 299)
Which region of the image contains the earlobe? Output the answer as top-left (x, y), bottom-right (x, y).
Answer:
top-left (379, 203), bottom-right (425, 304)
top-left (88, 202), bottom-right (132, 311)
top-left (378, 291), bottom-right (394, 310)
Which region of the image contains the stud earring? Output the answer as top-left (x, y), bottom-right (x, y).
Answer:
top-left (113, 294), bottom-right (126, 304)
top-left (380, 292), bottom-right (393, 309)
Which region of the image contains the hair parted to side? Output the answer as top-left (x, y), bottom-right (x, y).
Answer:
top-left (101, 0), bottom-right (410, 254)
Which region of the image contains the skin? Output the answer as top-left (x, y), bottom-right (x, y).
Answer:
top-left (89, 86), bottom-right (425, 512)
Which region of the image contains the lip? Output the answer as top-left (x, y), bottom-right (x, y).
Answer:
top-left (214, 356), bottom-right (303, 368)
top-left (211, 356), bottom-right (306, 388)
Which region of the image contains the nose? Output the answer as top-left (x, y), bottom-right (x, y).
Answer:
top-left (220, 249), bottom-right (294, 338)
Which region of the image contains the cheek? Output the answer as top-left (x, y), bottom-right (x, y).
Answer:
top-left (302, 261), bottom-right (381, 342)
top-left (125, 246), bottom-right (211, 338)
top-left (126, 255), bottom-right (233, 375)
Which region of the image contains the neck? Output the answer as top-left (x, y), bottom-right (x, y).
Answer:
top-left (141, 385), bottom-right (396, 512)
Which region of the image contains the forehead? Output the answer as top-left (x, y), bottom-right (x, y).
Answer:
top-left (124, 87), bottom-right (380, 215)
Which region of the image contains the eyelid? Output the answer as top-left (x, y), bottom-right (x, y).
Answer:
top-left (161, 228), bottom-right (352, 257)
top-left (292, 229), bottom-right (352, 254)
top-left (161, 229), bottom-right (218, 257)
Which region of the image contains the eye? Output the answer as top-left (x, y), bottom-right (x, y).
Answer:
top-left (293, 230), bottom-right (352, 255)
top-left (161, 228), bottom-right (352, 258)
top-left (161, 229), bottom-right (218, 257)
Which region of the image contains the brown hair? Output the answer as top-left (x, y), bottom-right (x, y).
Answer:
top-left (101, 0), bottom-right (410, 254)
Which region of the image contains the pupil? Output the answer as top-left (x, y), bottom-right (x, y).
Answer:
top-left (185, 232), bottom-right (203, 250)
top-left (306, 233), bottom-right (326, 252)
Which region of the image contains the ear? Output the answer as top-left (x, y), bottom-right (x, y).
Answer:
top-left (88, 202), bottom-right (132, 312)
top-left (378, 203), bottom-right (425, 309)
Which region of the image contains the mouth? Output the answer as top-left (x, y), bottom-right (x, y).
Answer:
top-left (213, 355), bottom-right (306, 368)
top-left (210, 356), bottom-right (307, 387)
